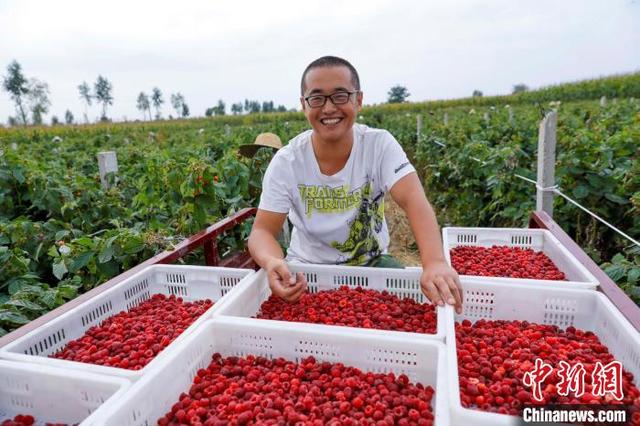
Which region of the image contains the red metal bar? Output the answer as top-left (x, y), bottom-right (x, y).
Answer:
top-left (529, 211), bottom-right (640, 331)
top-left (204, 239), bottom-right (220, 266)
top-left (0, 207), bottom-right (258, 348)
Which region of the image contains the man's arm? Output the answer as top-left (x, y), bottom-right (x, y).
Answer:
top-left (248, 209), bottom-right (307, 302)
top-left (389, 172), bottom-right (463, 313)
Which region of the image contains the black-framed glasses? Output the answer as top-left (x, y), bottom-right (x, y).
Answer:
top-left (304, 91), bottom-right (358, 108)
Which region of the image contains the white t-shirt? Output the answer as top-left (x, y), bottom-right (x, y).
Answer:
top-left (258, 123), bottom-right (416, 265)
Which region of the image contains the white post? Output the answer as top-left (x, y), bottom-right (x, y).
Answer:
top-left (416, 115), bottom-right (422, 141)
top-left (483, 112), bottom-right (490, 123)
top-left (536, 112), bottom-right (557, 217)
top-left (224, 124), bottom-right (231, 136)
top-left (443, 112), bottom-right (449, 126)
top-left (97, 151), bottom-right (118, 190)
top-left (507, 106), bottom-right (514, 124)
top-left (600, 96), bottom-right (607, 107)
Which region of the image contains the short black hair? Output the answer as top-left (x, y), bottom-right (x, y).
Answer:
top-left (300, 56), bottom-right (361, 95)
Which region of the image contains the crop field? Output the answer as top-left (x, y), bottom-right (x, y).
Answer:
top-left (0, 73), bottom-right (638, 336)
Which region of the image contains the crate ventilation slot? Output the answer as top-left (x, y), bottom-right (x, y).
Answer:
top-left (334, 275), bottom-right (369, 288)
top-left (220, 276), bottom-right (241, 296)
top-left (543, 298), bottom-right (578, 328)
top-left (368, 348), bottom-right (418, 367)
top-left (166, 285), bottom-right (188, 296)
top-left (10, 396), bottom-right (33, 410)
top-left (166, 273), bottom-right (186, 284)
top-left (464, 290), bottom-right (495, 319)
top-left (295, 340), bottom-right (339, 360)
top-left (511, 235), bottom-right (533, 246)
top-left (124, 278), bottom-right (150, 300)
top-left (81, 301), bottom-right (113, 327)
top-left (25, 329), bottom-right (66, 356)
top-left (456, 234), bottom-right (477, 244)
top-left (235, 333), bottom-right (273, 353)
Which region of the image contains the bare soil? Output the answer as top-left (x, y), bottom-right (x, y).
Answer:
top-left (384, 194), bottom-right (422, 266)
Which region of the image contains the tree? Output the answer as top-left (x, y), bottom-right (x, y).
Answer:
top-left (262, 101), bottom-right (274, 113)
top-left (231, 102), bottom-right (243, 115)
top-left (247, 100), bottom-right (260, 114)
top-left (94, 75), bottom-right (113, 121)
top-left (78, 81), bottom-right (92, 123)
top-left (26, 78), bottom-right (50, 125)
top-left (181, 103), bottom-right (189, 118)
top-left (51, 115), bottom-right (59, 125)
top-left (387, 85), bottom-right (410, 103)
top-left (472, 90), bottom-right (483, 97)
top-left (136, 92), bottom-right (151, 120)
top-left (512, 84), bottom-right (529, 94)
top-left (151, 87), bottom-right (163, 119)
top-left (216, 99), bottom-right (225, 116)
top-left (2, 60), bottom-right (29, 125)
top-left (64, 110), bottom-right (74, 124)
top-left (277, 105), bottom-right (287, 112)
top-left (170, 93), bottom-right (185, 118)
top-left (205, 100), bottom-right (226, 116)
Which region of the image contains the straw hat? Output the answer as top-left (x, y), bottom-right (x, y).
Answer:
top-left (239, 133), bottom-right (283, 158)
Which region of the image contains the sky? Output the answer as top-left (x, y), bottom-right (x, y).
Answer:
top-left (0, 0), bottom-right (639, 124)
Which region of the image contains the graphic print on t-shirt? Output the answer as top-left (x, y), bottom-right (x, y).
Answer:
top-left (329, 183), bottom-right (385, 265)
top-left (298, 183), bottom-right (367, 218)
top-left (298, 179), bottom-right (385, 265)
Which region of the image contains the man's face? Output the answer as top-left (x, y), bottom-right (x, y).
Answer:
top-left (300, 66), bottom-right (363, 144)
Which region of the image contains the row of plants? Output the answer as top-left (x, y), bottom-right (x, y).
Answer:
top-left (0, 81), bottom-right (638, 336)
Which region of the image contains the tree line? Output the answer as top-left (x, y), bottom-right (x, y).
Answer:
top-left (3, 59), bottom-right (532, 126)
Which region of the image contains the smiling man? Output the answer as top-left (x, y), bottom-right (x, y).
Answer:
top-left (248, 56), bottom-right (462, 312)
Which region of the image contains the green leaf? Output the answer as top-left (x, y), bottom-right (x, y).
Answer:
top-left (52, 260), bottom-right (68, 280)
top-left (5, 299), bottom-right (44, 312)
top-left (628, 268), bottom-right (640, 284)
top-left (611, 253), bottom-right (626, 265)
top-left (604, 264), bottom-right (626, 282)
top-left (40, 290), bottom-right (58, 308)
top-left (54, 230), bottom-right (70, 241)
top-left (0, 310), bottom-right (30, 326)
top-left (98, 245), bottom-right (114, 263)
top-left (47, 245), bottom-right (59, 258)
top-left (0, 326), bottom-right (7, 337)
top-left (68, 251), bottom-right (94, 273)
top-left (57, 284), bottom-right (78, 299)
top-left (604, 193), bottom-right (629, 205)
top-left (97, 260), bottom-right (119, 279)
top-left (572, 185), bottom-right (589, 199)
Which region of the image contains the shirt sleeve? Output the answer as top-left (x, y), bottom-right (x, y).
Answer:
top-left (379, 131), bottom-right (416, 192)
top-left (258, 154), bottom-right (292, 213)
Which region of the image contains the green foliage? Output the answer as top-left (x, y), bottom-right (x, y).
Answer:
top-left (387, 85), bottom-right (410, 103)
top-left (0, 72), bottom-right (638, 334)
top-left (2, 60), bottom-right (29, 125)
top-left (94, 75), bottom-right (113, 120)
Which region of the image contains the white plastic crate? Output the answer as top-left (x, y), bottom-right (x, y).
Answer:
top-left (0, 265), bottom-right (253, 381)
top-left (447, 278), bottom-right (640, 426)
top-left (443, 227), bottom-right (598, 289)
top-left (0, 360), bottom-right (129, 425)
top-left (99, 316), bottom-right (450, 426)
top-left (215, 263), bottom-right (448, 341)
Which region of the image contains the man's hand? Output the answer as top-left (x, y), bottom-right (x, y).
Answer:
top-left (421, 260), bottom-right (463, 314)
top-left (265, 258), bottom-right (308, 303)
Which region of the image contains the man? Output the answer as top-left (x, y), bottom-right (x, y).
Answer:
top-left (248, 56), bottom-right (463, 313)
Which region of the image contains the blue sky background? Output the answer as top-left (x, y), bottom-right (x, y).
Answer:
top-left (1, 0), bottom-right (639, 123)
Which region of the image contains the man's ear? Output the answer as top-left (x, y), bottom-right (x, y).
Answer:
top-left (300, 96), bottom-right (306, 112)
top-left (356, 91), bottom-right (363, 110)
